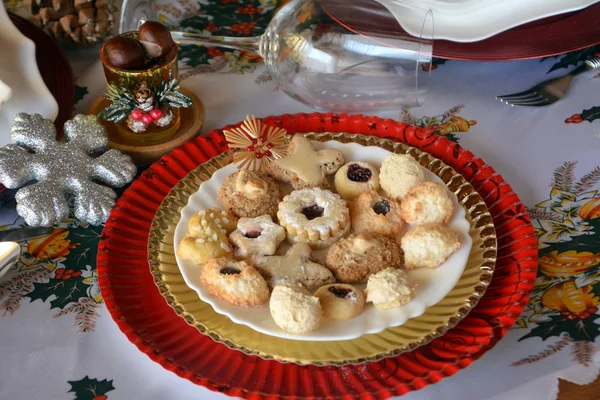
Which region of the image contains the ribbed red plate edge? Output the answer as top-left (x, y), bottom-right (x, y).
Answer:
top-left (98, 113), bottom-right (538, 399)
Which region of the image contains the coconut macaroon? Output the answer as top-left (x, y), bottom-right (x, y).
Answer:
top-left (379, 154), bottom-right (426, 200)
top-left (400, 182), bottom-right (455, 226)
top-left (365, 267), bottom-right (414, 310)
top-left (401, 225), bottom-right (460, 269)
top-left (269, 284), bottom-right (322, 333)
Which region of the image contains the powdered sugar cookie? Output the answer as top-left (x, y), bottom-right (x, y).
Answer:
top-left (229, 215), bottom-right (285, 258)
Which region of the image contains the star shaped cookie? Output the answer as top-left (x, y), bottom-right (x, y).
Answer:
top-left (253, 243), bottom-right (335, 292)
top-left (264, 135), bottom-right (345, 189)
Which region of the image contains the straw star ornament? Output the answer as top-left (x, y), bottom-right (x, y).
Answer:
top-left (223, 115), bottom-right (287, 171)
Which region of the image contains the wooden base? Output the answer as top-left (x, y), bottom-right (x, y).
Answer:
top-left (87, 88), bottom-right (205, 166)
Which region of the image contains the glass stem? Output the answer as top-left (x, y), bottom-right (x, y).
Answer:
top-left (171, 31), bottom-right (262, 54)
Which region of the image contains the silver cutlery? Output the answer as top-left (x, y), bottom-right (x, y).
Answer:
top-left (497, 54), bottom-right (600, 107)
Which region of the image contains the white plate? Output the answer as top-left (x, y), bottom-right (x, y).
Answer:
top-left (174, 140), bottom-right (472, 341)
top-left (0, 4), bottom-right (58, 147)
top-left (391, 0), bottom-right (598, 42)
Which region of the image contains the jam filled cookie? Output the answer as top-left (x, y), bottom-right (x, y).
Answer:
top-left (325, 233), bottom-right (403, 283)
top-left (218, 170), bottom-right (283, 219)
top-left (269, 283), bottom-right (322, 333)
top-left (350, 190), bottom-right (404, 237)
top-left (400, 181), bottom-right (454, 226)
top-left (334, 161), bottom-right (380, 200)
top-left (229, 215), bottom-right (285, 258)
top-left (254, 243), bottom-right (335, 292)
top-left (200, 258), bottom-right (270, 307)
top-left (401, 225), bottom-right (460, 269)
top-left (277, 188), bottom-right (350, 249)
top-left (365, 267), bottom-right (414, 310)
top-left (380, 154), bottom-right (426, 200)
top-left (264, 135), bottom-right (345, 189)
top-left (188, 208), bottom-right (237, 237)
top-left (314, 283), bottom-right (365, 320)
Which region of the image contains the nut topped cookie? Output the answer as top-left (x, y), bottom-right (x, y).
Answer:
top-left (325, 233), bottom-right (403, 283)
top-left (219, 170), bottom-right (282, 219)
top-left (264, 135), bottom-right (345, 189)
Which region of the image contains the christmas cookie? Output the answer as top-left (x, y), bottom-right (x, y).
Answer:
top-left (176, 234), bottom-right (231, 264)
top-left (350, 190), bottom-right (404, 237)
top-left (380, 154), bottom-right (426, 200)
top-left (325, 233), bottom-right (403, 283)
top-left (178, 208), bottom-right (236, 264)
top-left (218, 170), bottom-right (283, 219)
top-left (334, 161), bottom-right (380, 200)
top-left (264, 135), bottom-right (345, 189)
top-left (200, 258), bottom-right (269, 307)
top-left (401, 225), bottom-right (460, 269)
top-left (314, 283), bottom-right (365, 320)
top-left (365, 267), bottom-right (414, 310)
top-left (187, 208), bottom-right (237, 237)
top-left (229, 215), bottom-right (285, 258)
top-left (277, 188), bottom-right (350, 249)
top-left (269, 283), bottom-right (322, 333)
top-left (400, 181), bottom-right (454, 225)
top-left (254, 243), bottom-right (335, 292)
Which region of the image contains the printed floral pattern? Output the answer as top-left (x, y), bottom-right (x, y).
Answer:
top-left (156, 0), bottom-right (280, 77)
top-left (0, 216), bottom-right (103, 332)
top-left (400, 104), bottom-right (477, 142)
top-left (513, 161), bottom-right (600, 366)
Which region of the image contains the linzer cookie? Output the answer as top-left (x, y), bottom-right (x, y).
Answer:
top-left (229, 215), bottom-right (286, 258)
top-left (264, 135), bottom-right (345, 189)
top-left (277, 188), bottom-right (350, 249)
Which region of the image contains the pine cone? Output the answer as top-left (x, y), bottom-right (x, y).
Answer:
top-left (25, 0), bottom-right (116, 46)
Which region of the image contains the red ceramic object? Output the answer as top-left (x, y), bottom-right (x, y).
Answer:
top-left (98, 113), bottom-right (538, 399)
top-left (434, 3), bottom-right (600, 61)
top-left (9, 13), bottom-right (75, 136)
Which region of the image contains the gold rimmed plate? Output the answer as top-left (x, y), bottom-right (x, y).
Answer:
top-left (147, 132), bottom-right (497, 366)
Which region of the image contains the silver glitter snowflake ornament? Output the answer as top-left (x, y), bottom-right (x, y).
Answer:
top-left (0, 113), bottom-right (137, 227)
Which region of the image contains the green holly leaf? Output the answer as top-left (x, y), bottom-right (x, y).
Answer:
top-left (539, 217), bottom-right (600, 257)
top-left (581, 106), bottom-right (600, 123)
top-left (62, 226), bottom-right (102, 271)
top-left (519, 313), bottom-right (600, 342)
top-left (542, 45), bottom-right (600, 73)
top-left (74, 85), bottom-right (89, 106)
top-left (68, 376), bottom-right (115, 400)
top-left (27, 277), bottom-right (89, 309)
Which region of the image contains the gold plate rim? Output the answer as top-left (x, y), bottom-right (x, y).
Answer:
top-left (147, 132), bottom-right (497, 366)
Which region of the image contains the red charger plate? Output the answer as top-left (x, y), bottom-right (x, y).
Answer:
top-left (98, 113), bottom-right (538, 399)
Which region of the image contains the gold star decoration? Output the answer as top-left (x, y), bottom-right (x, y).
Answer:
top-left (223, 115), bottom-right (288, 171)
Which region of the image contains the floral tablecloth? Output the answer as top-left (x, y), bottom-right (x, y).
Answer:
top-left (1, 0), bottom-right (600, 399)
